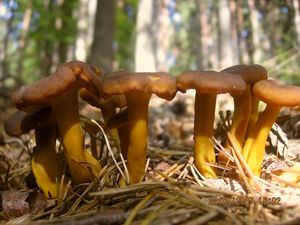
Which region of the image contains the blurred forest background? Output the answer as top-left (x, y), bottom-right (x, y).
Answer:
top-left (0, 0), bottom-right (300, 98)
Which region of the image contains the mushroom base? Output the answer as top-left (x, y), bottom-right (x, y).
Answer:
top-left (126, 92), bottom-right (151, 184)
top-left (228, 86), bottom-right (252, 147)
top-left (32, 124), bottom-right (66, 198)
top-left (51, 87), bottom-right (101, 184)
top-left (194, 93), bottom-right (217, 178)
top-left (242, 104), bottom-right (281, 176)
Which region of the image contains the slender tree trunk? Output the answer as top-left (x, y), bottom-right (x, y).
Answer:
top-left (194, 0), bottom-right (204, 69)
top-left (248, 0), bottom-right (263, 63)
top-left (293, 0), bottom-right (300, 48)
top-left (76, 0), bottom-right (97, 61)
top-left (16, 0), bottom-right (32, 77)
top-left (229, 0), bottom-right (239, 65)
top-left (196, 0), bottom-right (213, 69)
top-left (215, 1), bottom-right (222, 69)
top-left (42, 1), bottom-right (55, 76)
top-left (236, 0), bottom-right (244, 64)
top-left (0, 7), bottom-right (15, 79)
top-left (134, 0), bottom-right (156, 72)
top-left (205, 2), bottom-right (217, 68)
top-left (88, 0), bottom-right (116, 74)
top-left (155, 0), bottom-right (171, 72)
top-left (218, 0), bottom-right (234, 69)
top-left (237, 0), bottom-right (251, 64)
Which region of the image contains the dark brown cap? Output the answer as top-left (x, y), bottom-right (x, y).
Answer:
top-left (4, 107), bottom-right (54, 136)
top-left (101, 72), bottom-right (177, 100)
top-left (177, 70), bottom-right (246, 95)
top-left (253, 79), bottom-right (300, 107)
top-left (12, 61), bottom-right (103, 112)
top-left (221, 64), bottom-right (268, 84)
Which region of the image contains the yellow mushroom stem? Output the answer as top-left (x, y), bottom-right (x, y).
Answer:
top-left (242, 104), bottom-right (281, 176)
top-left (32, 123), bottom-right (65, 198)
top-left (125, 92), bottom-right (151, 184)
top-left (227, 86), bottom-right (252, 148)
top-left (50, 86), bottom-right (101, 184)
top-left (194, 93), bottom-right (217, 178)
top-left (245, 95), bottom-right (259, 138)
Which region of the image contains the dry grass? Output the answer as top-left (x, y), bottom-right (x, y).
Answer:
top-left (0, 105), bottom-right (300, 225)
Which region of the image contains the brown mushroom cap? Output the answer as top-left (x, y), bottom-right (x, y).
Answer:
top-left (12, 61), bottom-right (103, 112)
top-left (101, 72), bottom-right (177, 100)
top-left (221, 64), bottom-right (268, 84)
top-left (177, 70), bottom-right (246, 95)
top-left (4, 107), bottom-right (54, 136)
top-left (253, 79), bottom-right (300, 107)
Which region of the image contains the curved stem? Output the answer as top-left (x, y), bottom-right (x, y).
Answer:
top-left (228, 86), bottom-right (252, 148)
top-left (245, 96), bottom-right (259, 138)
top-left (51, 87), bottom-right (101, 184)
top-left (32, 123), bottom-right (65, 198)
top-left (242, 104), bottom-right (280, 175)
top-left (126, 92), bottom-right (151, 184)
top-left (194, 93), bottom-right (217, 178)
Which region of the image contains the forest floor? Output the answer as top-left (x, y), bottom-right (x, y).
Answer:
top-left (0, 91), bottom-right (300, 225)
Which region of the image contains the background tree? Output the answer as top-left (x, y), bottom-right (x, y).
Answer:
top-left (87, 0), bottom-right (116, 74)
top-left (134, 0), bottom-right (156, 72)
top-left (0, 0), bottom-right (300, 89)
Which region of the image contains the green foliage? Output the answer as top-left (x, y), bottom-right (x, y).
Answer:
top-left (1, 0), bottom-right (78, 85)
top-left (1, 0), bottom-right (300, 86)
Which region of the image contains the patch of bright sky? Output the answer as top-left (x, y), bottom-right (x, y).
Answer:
top-left (0, 1), bottom-right (18, 20)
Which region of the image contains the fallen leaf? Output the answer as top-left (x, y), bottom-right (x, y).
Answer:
top-left (1, 190), bottom-right (29, 218)
top-left (27, 190), bottom-right (47, 214)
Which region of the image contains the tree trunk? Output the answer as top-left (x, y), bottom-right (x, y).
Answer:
top-left (218, 0), bottom-right (234, 69)
top-left (229, 0), bottom-right (239, 65)
top-left (293, 0), bottom-right (300, 48)
top-left (16, 0), bottom-right (32, 77)
top-left (88, 0), bottom-right (116, 74)
top-left (134, 0), bottom-right (156, 72)
top-left (42, 1), bottom-right (55, 76)
top-left (0, 6), bottom-right (15, 80)
top-left (236, 0), bottom-right (249, 64)
top-left (248, 0), bottom-right (263, 63)
top-left (155, 0), bottom-right (172, 72)
top-left (196, 0), bottom-right (214, 69)
top-left (75, 0), bottom-right (97, 62)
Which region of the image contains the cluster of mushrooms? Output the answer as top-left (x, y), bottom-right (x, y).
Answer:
top-left (4, 61), bottom-right (300, 198)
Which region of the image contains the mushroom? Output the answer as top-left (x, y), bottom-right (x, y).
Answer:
top-left (177, 71), bottom-right (246, 178)
top-left (242, 80), bottom-right (300, 175)
top-left (4, 108), bottom-right (66, 198)
top-left (221, 64), bottom-right (268, 148)
top-left (11, 61), bottom-right (102, 184)
top-left (101, 72), bottom-right (177, 184)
